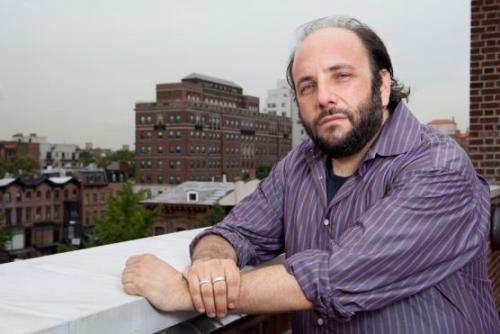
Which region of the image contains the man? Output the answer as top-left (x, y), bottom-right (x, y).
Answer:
top-left (122, 16), bottom-right (500, 333)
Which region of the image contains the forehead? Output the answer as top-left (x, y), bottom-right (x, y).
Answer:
top-left (292, 27), bottom-right (370, 79)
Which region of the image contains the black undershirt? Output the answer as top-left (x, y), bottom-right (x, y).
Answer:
top-left (326, 156), bottom-right (350, 204)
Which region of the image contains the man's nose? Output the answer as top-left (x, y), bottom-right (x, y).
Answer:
top-left (316, 81), bottom-right (339, 109)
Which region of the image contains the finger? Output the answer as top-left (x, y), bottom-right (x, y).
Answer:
top-left (123, 282), bottom-right (138, 295)
top-left (200, 278), bottom-right (216, 317)
top-left (125, 254), bottom-right (144, 265)
top-left (225, 266), bottom-right (240, 309)
top-left (212, 277), bottom-right (228, 317)
top-left (185, 273), bottom-right (205, 313)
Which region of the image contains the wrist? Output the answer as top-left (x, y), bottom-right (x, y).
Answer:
top-left (176, 273), bottom-right (194, 311)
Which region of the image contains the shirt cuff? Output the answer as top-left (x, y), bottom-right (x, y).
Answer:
top-left (284, 249), bottom-right (354, 321)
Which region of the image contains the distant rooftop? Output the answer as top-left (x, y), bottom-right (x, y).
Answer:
top-left (182, 73), bottom-right (242, 89)
top-left (143, 181), bottom-right (234, 205)
top-left (0, 178), bottom-right (15, 187)
top-left (428, 119), bottom-right (456, 125)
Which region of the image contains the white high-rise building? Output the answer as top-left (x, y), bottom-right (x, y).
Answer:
top-left (264, 79), bottom-right (308, 148)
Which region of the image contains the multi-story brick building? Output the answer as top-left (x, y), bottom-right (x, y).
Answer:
top-left (469, 0), bottom-right (500, 185)
top-left (0, 141), bottom-right (40, 164)
top-left (135, 73), bottom-right (292, 184)
top-left (75, 168), bottom-right (124, 231)
top-left (0, 175), bottom-right (80, 260)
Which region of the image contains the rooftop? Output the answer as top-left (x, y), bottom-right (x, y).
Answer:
top-left (427, 119), bottom-right (456, 125)
top-left (142, 181), bottom-right (235, 206)
top-left (182, 73), bottom-right (242, 89)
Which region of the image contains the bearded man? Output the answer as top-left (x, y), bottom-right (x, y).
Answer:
top-left (123, 16), bottom-right (500, 333)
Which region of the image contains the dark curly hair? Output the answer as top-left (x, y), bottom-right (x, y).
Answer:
top-left (286, 16), bottom-right (410, 113)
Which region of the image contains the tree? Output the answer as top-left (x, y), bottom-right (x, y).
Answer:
top-left (195, 204), bottom-right (226, 228)
top-left (0, 155), bottom-right (39, 178)
top-left (78, 150), bottom-right (96, 166)
top-left (88, 182), bottom-right (158, 246)
top-left (256, 165), bottom-right (272, 180)
top-left (0, 212), bottom-right (9, 251)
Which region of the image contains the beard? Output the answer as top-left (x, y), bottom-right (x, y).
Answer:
top-left (300, 84), bottom-right (384, 159)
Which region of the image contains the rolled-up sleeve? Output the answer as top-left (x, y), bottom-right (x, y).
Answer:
top-left (190, 158), bottom-right (288, 268)
top-left (284, 167), bottom-right (490, 320)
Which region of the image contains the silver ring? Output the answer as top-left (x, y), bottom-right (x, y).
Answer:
top-left (212, 276), bottom-right (225, 284)
top-left (199, 279), bottom-right (211, 286)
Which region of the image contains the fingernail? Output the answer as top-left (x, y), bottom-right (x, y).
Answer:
top-left (228, 303), bottom-right (235, 309)
top-left (198, 308), bottom-right (205, 313)
top-left (207, 313), bottom-right (216, 318)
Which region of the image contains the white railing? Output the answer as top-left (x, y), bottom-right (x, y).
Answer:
top-left (0, 229), bottom-right (247, 334)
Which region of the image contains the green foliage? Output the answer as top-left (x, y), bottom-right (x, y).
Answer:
top-left (79, 149), bottom-right (135, 179)
top-left (88, 182), bottom-right (158, 246)
top-left (78, 150), bottom-right (96, 166)
top-left (195, 204), bottom-right (226, 228)
top-left (256, 165), bottom-right (272, 180)
top-left (56, 243), bottom-right (79, 253)
top-left (0, 155), bottom-right (39, 178)
top-left (0, 228), bottom-right (9, 251)
top-left (0, 212), bottom-right (9, 251)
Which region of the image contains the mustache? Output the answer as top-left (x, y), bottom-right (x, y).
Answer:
top-left (313, 107), bottom-right (353, 127)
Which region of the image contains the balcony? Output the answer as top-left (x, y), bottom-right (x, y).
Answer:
top-left (1, 186), bottom-right (499, 333)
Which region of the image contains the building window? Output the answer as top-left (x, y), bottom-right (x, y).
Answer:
top-left (157, 131), bottom-right (163, 138)
top-left (36, 191), bottom-right (41, 201)
top-left (158, 175), bottom-right (163, 184)
top-left (16, 208), bottom-right (22, 225)
top-left (157, 160), bottom-right (163, 169)
top-left (5, 208), bottom-right (12, 225)
top-left (46, 190), bottom-right (51, 200)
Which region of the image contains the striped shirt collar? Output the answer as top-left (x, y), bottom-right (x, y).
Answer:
top-left (299, 102), bottom-right (421, 164)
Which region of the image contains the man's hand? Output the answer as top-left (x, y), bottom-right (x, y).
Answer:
top-left (183, 258), bottom-right (240, 318)
top-left (122, 254), bottom-right (193, 312)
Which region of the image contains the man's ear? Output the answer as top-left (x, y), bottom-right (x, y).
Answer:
top-left (379, 69), bottom-right (391, 108)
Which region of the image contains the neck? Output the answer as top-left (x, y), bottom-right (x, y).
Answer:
top-left (331, 109), bottom-right (389, 177)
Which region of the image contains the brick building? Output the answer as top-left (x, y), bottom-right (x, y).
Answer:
top-left (469, 0), bottom-right (500, 185)
top-left (76, 168), bottom-right (124, 231)
top-left (0, 176), bottom-right (80, 260)
top-left (142, 181), bottom-right (235, 234)
top-left (470, 0), bottom-right (500, 314)
top-left (0, 141), bottom-right (40, 163)
top-left (135, 73), bottom-right (292, 185)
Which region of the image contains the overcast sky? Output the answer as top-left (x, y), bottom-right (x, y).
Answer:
top-left (0, 0), bottom-right (470, 149)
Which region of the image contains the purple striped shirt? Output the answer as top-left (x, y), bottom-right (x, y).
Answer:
top-left (191, 103), bottom-right (500, 333)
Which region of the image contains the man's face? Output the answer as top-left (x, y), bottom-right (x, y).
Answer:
top-left (292, 28), bottom-right (387, 158)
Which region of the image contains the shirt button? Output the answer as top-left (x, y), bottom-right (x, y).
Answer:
top-left (323, 219), bottom-right (329, 226)
top-left (317, 317), bottom-right (324, 326)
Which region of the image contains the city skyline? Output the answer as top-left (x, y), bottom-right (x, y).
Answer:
top-left (0, 0), bottom-right (470, 149)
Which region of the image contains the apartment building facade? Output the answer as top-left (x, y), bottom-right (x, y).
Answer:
top-left (135, 73), bottom-right (292, 184)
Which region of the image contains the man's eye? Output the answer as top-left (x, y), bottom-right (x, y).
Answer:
top-left (336, 73), bottom-right (351, 80)
top-left (299, 83), bottom-right (315, 95)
